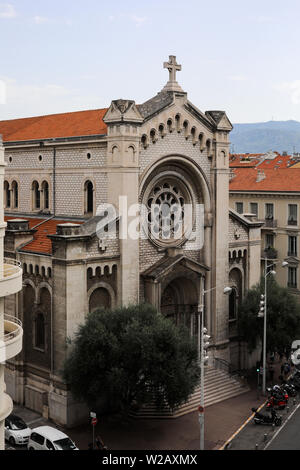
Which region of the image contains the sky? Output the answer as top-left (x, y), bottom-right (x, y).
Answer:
top-left (1, 0), bottom-right (300, 123)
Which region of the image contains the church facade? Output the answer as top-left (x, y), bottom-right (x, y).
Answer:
top-left (0, 57), bottom-right (262, 426)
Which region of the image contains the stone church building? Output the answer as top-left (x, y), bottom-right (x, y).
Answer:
top-left (0, 57), bottom-right (262, 426)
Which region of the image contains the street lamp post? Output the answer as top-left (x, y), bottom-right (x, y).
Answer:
top-left (198, 284), bottom-right (232, 450)
top-left (261, 259), bottom-right (288, 395)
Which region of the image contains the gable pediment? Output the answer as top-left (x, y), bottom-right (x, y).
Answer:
top-left (104, 99), bottom-right (143, 124)
top-left (142, 255), bottom-right (209, 281)
top-left (206, 111), bottom-right (233, 131)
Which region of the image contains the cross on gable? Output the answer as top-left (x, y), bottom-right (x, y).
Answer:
top-left (163, 55), bottom-right (181, 83)
top-left (98, 239), bottom-right (108, 252)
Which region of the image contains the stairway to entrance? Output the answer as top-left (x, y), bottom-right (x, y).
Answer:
top-left (130, 367), bottom-right (250, 419)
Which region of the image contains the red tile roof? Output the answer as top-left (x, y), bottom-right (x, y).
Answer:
top-left (258, 155), bottom-right (294, 169)
top-left (230, 167), bottom-right (300, 192)
top-left (229, 154), bottom-right (264, 168)
top-left (0, 108), bottom-right (108, 142)
top-left (5, 216), bottom-right (84, 254)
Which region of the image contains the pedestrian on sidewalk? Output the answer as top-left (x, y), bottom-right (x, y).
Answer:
top-left (96, 435), bottom-right (107, 451)
top-left (283, 362), bottom-right (291, 380)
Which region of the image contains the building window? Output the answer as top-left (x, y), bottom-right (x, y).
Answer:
top-left (32, 181), bottom-right (40, 210)
top-left (265, 203), bottom-right (274, 220)
top-left (84, 180), bottom-right (94, 215)
top-left (229, 288), bottom-right (237, 320)
top-left (265, 234), bottom-right (274, 249)
top-left (11, 181), bottom-right (18, 209)
top-left (288, 236), bottom-right (297, 256)
top-left (41, 181), bottom-right (49, 210)
top-left (250, 202), bottom-right (258, 216)
top-left (288, 204), bottom-right (297, 226)
top-left (288, 267), bottom-right (297, 288)
top-left (236, 202), bottom-right (243, 214)
top-left (35, 313), bottom-right (45, 350)
top-left (4, 181), bottom-right (10, 208)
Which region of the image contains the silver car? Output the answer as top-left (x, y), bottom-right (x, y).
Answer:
top-left (5, 414), bottom-right (32, 446)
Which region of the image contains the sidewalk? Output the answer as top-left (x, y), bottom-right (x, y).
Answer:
top-left (11, 358), bottom-right (288, 451)
top-left (65, 389), bottom-right (263, 451)
top-left (66, 358), bottom-right (286, 450)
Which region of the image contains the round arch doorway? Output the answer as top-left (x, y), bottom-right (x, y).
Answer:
top-left (160, 277), bottom-right (198, 333)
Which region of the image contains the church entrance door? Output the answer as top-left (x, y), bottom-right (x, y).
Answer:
top-left (160, 277), bottom-right (198, 334)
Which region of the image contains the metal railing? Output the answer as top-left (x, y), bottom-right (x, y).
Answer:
top-left (3, 258), bottom-right (22, 279)
top-left (264, 219), bottom-right (277, 228)
top-left (3, 314), bottom-right (22, 342)
top-left (213, 357), bottom-right (241, 378)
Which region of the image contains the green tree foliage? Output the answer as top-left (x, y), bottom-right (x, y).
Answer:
top-left (63, 304), bottom-right (200, 414)
top-left (238, 277), bottom-right (300, 355)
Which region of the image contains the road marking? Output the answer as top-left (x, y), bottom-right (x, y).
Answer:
top-left (219, 400), bottom-right (267, 450)
top-left (264, 403), bottom-right (300, 450)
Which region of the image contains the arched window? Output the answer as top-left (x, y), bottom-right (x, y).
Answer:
top-left (229, 288), bottom-right (237, 320)
top-left (84, 180), bottom-right (94, 215)
top-left (11, 181), bottom-right (18, 209)
top-left (32, 181), bottom-right (40, 210)
top-left (35, 313), bottom-right (45, 350)
top-left (89, 287), bottom-right (111, 313)
top-left (4, 181), bottom-right (10, 208)
top-left (167, 119), bottom-right (173, 133)
top-left (41, 181), bottom-right (49, 210)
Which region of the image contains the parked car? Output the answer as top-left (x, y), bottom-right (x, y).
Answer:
top-left (27, 426), bottom-right (78, 450)
top-left (5, 414), bottom-right (32, 446)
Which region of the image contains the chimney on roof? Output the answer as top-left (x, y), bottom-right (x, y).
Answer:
top-left (229, 168), bottom-right (236, 181)
top-left (256, 169), bottom-right (266, 183)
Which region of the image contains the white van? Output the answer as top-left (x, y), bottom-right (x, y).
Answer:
top-left (27, 426), bottom-right (78, 450)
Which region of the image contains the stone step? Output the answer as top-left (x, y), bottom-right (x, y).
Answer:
top-left (129, 367), bottom-right (250, 419)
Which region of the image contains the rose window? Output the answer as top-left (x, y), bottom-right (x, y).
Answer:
top-left (146, 181), bottom-right (187, 241)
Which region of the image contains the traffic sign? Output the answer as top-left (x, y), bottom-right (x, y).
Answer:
top-left (91, 417), bottom-right (98, 426)
top-left (90, 412), bottom-right (97, 418)
top-left (198, 406), bottom-right (204, 413)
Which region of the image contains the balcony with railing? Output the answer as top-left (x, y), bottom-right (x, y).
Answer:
top-left (287, 218), bottom-right (298, 226)
top-left (262, 247), bottom-right (278, 260)
top-left (264, 218), bottom-right (278, 228)
top-left (0, 258), bottom-right (23, 297)
top-left (1, 315), bottom-right (23, 361)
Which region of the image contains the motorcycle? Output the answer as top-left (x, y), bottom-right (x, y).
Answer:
top-left (281, 383), bottom-right (297, 398)
top-left (251, 407), bottom-right (282, 426)
top-left (266, 385), bottom-right (288, 409)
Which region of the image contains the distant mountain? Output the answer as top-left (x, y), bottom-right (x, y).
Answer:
top-left (230, 120), bottom-right (300, 154)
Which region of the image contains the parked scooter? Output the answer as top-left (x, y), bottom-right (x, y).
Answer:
top-left (281, 383), bottom-right (297, 398)
top-left (266, 385), bottom-right (288, 410)
top-left (251, 407), bottom-right (282, 426)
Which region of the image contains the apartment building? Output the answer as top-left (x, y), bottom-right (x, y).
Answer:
top-left (230, 160), bottom-right (300, 298)
top-left (0, 136), bottom-right (23, 450)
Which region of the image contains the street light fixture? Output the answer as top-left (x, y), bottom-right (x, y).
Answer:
top-left (261, 258), bottom-right (289, 395)
top-left (198, 284), bottom-right (232, 451)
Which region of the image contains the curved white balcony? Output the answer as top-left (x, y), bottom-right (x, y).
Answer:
top-left (0, 258), bottom-right (23, 297)
top-left (1, 315), bottom-right (23, 362)
top-left (0, 392), bottom-right (13, 422)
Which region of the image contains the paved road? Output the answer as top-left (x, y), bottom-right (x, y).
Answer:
top-left (266, 404), bottom-right (300, 450)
